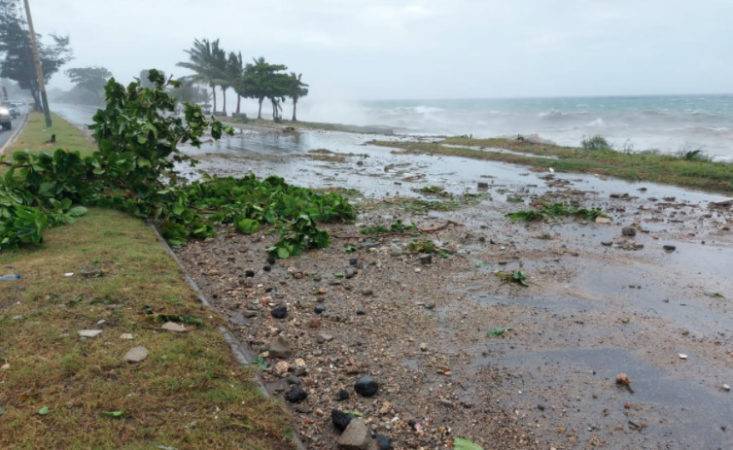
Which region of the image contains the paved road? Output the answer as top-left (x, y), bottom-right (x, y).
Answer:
top-left (0, 112), bottom-right (28, 153)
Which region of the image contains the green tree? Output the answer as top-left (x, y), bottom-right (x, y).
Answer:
top-left (177, 38), bottom-right (226, 114)
top-left (243, 57), bottom-right (287, 120)
top-left (0, 1), bottom-right (72, 110)
top-left (64, 66), bottom-right (112, 105)
top-left (169, 78), bottom-right (210, 106)
top-left (286, 72), bottom-right (308, 122)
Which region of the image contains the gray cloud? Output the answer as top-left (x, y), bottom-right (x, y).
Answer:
top-left (31, 0), bottom-right (733, 99)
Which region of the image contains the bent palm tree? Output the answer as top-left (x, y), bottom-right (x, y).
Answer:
top-left (287, 73), bottom-right (309, 122)
top-left (177, 38), bottom-right (226, 114)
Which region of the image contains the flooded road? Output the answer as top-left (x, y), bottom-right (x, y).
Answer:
top-left (58, 104), bottom-right (733, 449)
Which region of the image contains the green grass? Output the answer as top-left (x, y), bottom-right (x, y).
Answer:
top-left (507, 202), bottom-right (606, 222)
top-left (6, 112), bottom-right (97, 157)
top-left (220, 116), bottom-right (395, 135)
top-left (371, 136), bottom-right (733, 194)
top-left (0, 113), bottom-right (293, 449)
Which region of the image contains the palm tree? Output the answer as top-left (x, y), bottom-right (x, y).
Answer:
top-left (177, 38), bottom-right (226, 114)
top-left (243, 57), bottom-right (288, 120)
top-left (226, 52), bottom-right (244, 115)
top-left (287, 73), bottom-right (309, 122)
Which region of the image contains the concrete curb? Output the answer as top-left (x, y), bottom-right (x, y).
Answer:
top-left (148, 224), bottom-right (307, 450)
top-left (0, 113), bottom-right (29, 156)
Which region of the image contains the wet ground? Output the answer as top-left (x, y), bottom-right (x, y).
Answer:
top-left (56, 108), bottom-right (733, 449)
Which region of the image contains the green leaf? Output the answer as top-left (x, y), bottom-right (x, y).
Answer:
top-left (276, 246), bottom-right (290, 259)
top-left (454, 437), bottom-right (483, 450)
top-left (67, 206), bottom-right (88, 218)
top-left (102, 410), bottom-right (125, 419)
top-left (234, 218), bottom-right (260, 235)
top-left (37, 406), bottom-right (49, 416)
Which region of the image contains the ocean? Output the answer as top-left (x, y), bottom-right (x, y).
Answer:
top-left (334, 95), bottom-right (733, 161)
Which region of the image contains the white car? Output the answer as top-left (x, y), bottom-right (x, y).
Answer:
top-left (0, 105), bottom-right (12, 131)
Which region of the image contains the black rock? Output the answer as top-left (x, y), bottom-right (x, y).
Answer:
top-left (284, 386), bottom-right (308, 403)
top-left (356, 309), bottom-right (366, 316)
top-left (263, 265), bottom-right (271, 272)
top-left (663, 244), bottom-right (676, 252)
top-left (267, 255), bottom-right (277, 265)
top-left (336, 389), bottom-right (350, 401)
top-left (375, 434), bottom-right (393, 450)
top-left (349, 258), bottom-right (359, 267)
top-left (419, 254), bottom-right (432, 265)
top-left (271, 305), bottom-right (288, 319)
top-left (331, 409), bottom-right (353, 432)
top-left (314, 305), bottom-right (326, 315)
top-left (354, 375), bottom-right (379, 397)
top-left (245, 269), bottom-right (256, 278)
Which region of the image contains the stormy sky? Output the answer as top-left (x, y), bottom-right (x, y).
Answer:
top-left (30, 0), bottom-right (733, 100)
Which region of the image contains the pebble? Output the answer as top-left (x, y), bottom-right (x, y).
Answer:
top-left (375, 434), bottom-right (393, 450)
top-left (354, 375), bottom-right (379, 397)
top-left (274, 361), bottom-right (290, 376)
top-left (161, 322), bottom-right (188, 333)
top-left (621, 226), bottom-right (637, 237)
top-left (419, 254), bottom-right (432, 265)
top-left (722, 384), bottom-right (730, 392)
top-left (663, 244), bottom-right (676, 252)
top-left (271, 305), bottom-right (288, 319)
top-left (419, 343), bottom-right (428, 352)
top-left (331, 409), bottom-right (353, 432)
top-left (336, 389), bottom-right (350, 401)
top-left (78, 329), bottom-right (103, 338)
top-left (345, 268), bottom-right (358, 279)
top-left (678, 353), bottom-right (688, 360)
top-left (314, 305), bottom-right (326, 315)
top-left (284, 385), bottom-right (308, 403)
top-left (317, 332), bottom-right (334, 343)
top-left (268, 335), bottom-right (291, 358)
top-left (337, 418), bottom-right (371, 449)
top-left (361, 289), bottom-right (374, 297)
top-left (124, 346), bottom-right (148, 363)
top-left (119, 333), bottom-right (134, 340)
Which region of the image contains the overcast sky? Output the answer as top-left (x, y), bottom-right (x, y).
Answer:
top-left (30, 0), bottom-right (733, 100)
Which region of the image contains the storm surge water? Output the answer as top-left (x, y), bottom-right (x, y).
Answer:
top-left (343, 95), bottom-right (733, 161)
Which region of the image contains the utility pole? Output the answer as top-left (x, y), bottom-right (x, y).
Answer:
top-left (23, 0), bottom-right (52, 127)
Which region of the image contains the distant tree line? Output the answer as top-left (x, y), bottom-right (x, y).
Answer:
top-left (0, 0), bottom-right (72, 109)
top-left (177, 38), bottom-right (309, 121)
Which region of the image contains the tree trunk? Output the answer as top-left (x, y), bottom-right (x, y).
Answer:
top-left (292, 98), bottom-right (298, 122)
top-left (222, 87), bottom-right (227, 116)
top-left (236, 95), bottom-right (241, 115)
top-left (257, 97), bottom-right (263, 119)
top-left (30, 85), bottom-right (41, 111)
top-left (211, 85), bottom-right (217, 114)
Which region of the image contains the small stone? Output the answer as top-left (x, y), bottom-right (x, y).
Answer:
top-left (419, 254), bottom-right (432, 265)
top-left (678, 353), bottom-right (688, 360)
top-left (621, 226), bottom-right (637, 237)
top-left (269, 335), bottom-right (291, 359)
top-left (354, 375), bottom-right (379, 397)
top-left (349, 258), bottom-right (359, 267)
top-left (244, 269), bottom-right (256, 277)
top-left (722, 384), bottom-right (730, 392)
top-left (271, 305), bottom-right (288, 319)
top-left (284, 385), bottom-right (308, 403)
top-left (361, 289), bottom-right (374, 297)
top-left (317, 332), bottom-right (334, 343)
top-left (477, 182), bottom-right (489, 190)
top-left (337, 418), bottom-right (371, 449)
top-left (274, 360), bottom-right (290, 376)
top-left (314, 305), bottom-right (326, 315)
top-left (336, 389), bottom-right (350, 401)
top-left (419, 343), bottom-right (428, 352)
top-left (375, 434), bottom-right (393, 450)
top-left (595, 216), bottom-right (612, 224)
top-left (124, 346), bottom-right (148, 363)
top-left (355, 309), bottom-right (366, 316)
top-left (307, 317), bottom-right (321, 329)
top-left (119, 333), bottom-right (134, 340)
top-left (161, 322), bottom-right (187, 333)
top-left (601, 241), bottom-right (613, 247)
top-left (663, 244), bottom-right (676, 252)
top-left (331, 409), bottom-right (353, 432)
top-left (345, 268), bottom-right (358, 279)
top-left (78, 329), bottom-right (102, 338)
